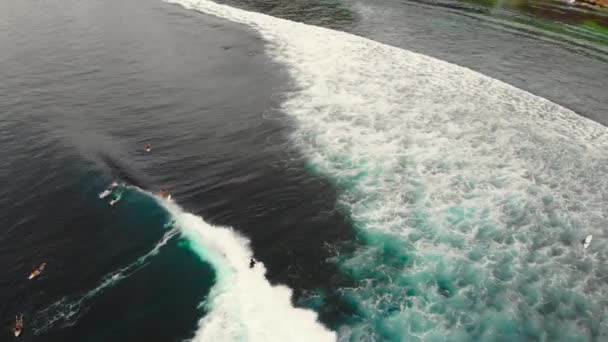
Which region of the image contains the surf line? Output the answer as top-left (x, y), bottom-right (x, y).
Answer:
top-left (156, 199), bottom-right (336, 341)
top-left (33, 227), bottom-right (178, 334)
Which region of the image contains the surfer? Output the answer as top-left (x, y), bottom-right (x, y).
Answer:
top-left (99, 182), bottom-right (119, 199)
top-left (249, 258), bottom-right (256, 269)
top-left (144, 143), bottom-right (151, 153)
top-left (102, 182), bottom-right (125, 206)
top-left (14, 314), bottom-right (23, 337)
top-left (159, 188), bottom-right (171, 200)
top-left (28, 262), bottom-right (47, 280)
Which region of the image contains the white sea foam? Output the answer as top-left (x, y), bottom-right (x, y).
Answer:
top-left (157, 199), bottom-right (336, 342)
top-left (169, 0), bottom-right (608, 339)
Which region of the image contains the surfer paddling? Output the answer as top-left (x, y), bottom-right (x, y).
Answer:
top-left (99, 182), bottom-right (119, 199)
top-left (28, 262), bottom-right (47, 280)
top-left (14, 314), bottom-right (23, 337)
top-left (144, 143), bottom-right (151, 153)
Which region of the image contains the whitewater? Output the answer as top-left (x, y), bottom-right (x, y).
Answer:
top-left (169, 0), bottom-right (608, 340)
top-left (158, 199), bottom-right (336, 341)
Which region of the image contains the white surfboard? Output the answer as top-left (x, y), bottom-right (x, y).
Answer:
top-left (99, 183), bottom-right (119, 199)
top-left (99, 189), bottom-right (111, 199)
top-left (28, 262), bottom-right (46, 280)
top-left (14, 314), bottom-right (23, 337)
top-left (583, 235), bottom-right (593, 249)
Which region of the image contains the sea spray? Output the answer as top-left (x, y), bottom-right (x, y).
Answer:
top-left (157, 199), bottom-right (336, 342)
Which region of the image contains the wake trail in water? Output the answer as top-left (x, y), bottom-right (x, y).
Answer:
top-left (170, 0), bottom-right (608, 340)
top-left (33, 227), bottom-right (178, 334)
top-left (156, 198), bottom-right (335, 342)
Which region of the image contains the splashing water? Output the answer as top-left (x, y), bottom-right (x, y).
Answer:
top-left (157, 199), bottom-right (336, 342)
top-left (170, 0), bottom-right (608, 340)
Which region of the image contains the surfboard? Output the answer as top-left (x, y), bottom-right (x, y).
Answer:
top-left (100, 183), bottom-right (119, 199)
top-left (99, 189), bottom-right (111, 199)
top-left (583, 234), bottom-right (593, 249)
top-left (14, 315), bottom-right (23, 337)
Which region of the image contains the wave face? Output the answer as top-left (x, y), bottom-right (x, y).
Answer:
top-left (158, 199), bottom-right (336, 341)
top-left (170, 0), bottom-right (608, 340)
top-left (34, 226), bottom-right (179, 333)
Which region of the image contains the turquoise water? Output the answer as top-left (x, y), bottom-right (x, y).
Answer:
top-left (305, 146), bottom-right (605, 341)
top-left (4, 0), bottom-right (607, 339)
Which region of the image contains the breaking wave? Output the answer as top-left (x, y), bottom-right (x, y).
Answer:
top-left (157, 199), bottom-right (335, 341)
top-left (169, 0), bottom-right (608, 340)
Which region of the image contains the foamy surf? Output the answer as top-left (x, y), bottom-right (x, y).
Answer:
top-left (156, 199), bottom-right (336, 342)
top-left (168, 0), bottom-right (608, 340)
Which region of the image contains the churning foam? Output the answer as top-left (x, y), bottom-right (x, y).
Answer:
top-left (169, 0), bottom-right (608, 340)
top-left (158, 199), bottom-right (335, 342)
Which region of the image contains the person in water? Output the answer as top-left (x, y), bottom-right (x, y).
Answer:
top-left (29, 262), bottom-right (47, 280)
top-left (249, 258), bottom-right (256, 269)
top-left (111, 192), bottom-right (121, 200)
top-left (14, 314), bottom-right (23, 337)
top-left (144, 143), bottom-right (151, 153)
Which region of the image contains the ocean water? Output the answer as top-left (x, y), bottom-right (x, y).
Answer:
top-left (1, 0), bottom-right (607, 341)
